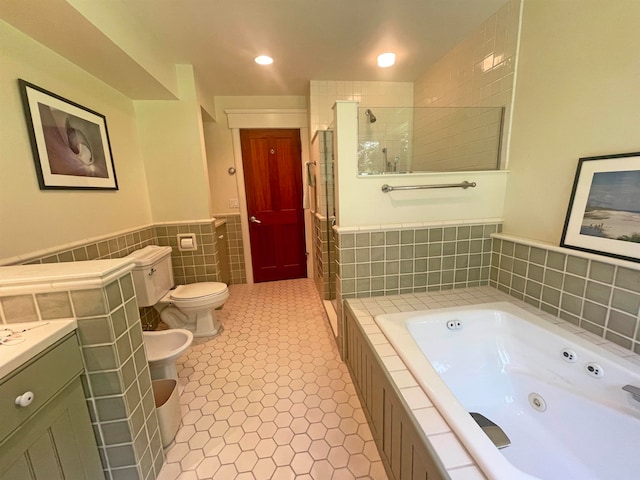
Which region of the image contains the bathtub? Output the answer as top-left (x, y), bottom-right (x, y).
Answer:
top-left (374, 301), bottom-right (640, 480)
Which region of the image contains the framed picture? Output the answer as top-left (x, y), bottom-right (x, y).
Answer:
top-left (561, 152), bottom-right (640, 263)
top-left (18, 79), bottom-right (118, 190)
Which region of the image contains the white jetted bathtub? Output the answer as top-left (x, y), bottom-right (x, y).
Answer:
top-left (375, 302), bottom-right (640, 480)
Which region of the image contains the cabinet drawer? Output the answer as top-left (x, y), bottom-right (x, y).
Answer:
top-left (0, 334), bottom-right (83, 442)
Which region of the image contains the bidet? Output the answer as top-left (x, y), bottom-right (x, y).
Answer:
top-left (143, 329), bottom-right (193, 385)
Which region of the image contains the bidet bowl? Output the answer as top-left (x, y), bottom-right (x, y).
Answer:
top-left (143, 329), bottom-right (193, 383)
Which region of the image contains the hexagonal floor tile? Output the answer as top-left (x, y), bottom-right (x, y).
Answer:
top-left (156, 279), bottom-right (387, 480)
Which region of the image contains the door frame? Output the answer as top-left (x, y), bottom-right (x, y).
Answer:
top-left (226, 109), bottom-right (311, 284)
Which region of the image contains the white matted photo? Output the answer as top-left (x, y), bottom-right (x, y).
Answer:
top-left (561, 152), bottom-right (640, 263)
top-left (18, 79), bottom-right (118, 190)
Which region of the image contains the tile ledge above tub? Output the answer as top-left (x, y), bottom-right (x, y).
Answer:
top-left (492, 233), bottom-right (640, 271)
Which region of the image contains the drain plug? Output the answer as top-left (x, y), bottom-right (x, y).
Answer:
top-left (528, 392), bottom-right (546, 412)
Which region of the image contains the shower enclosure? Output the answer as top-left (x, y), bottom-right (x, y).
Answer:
top-left (357, 106), bottom-right (505, 175)
top-left (310, 130), bottom-right (336, 308)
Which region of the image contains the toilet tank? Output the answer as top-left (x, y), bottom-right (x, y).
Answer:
top-left (126, 246), bottom-right (175, 307)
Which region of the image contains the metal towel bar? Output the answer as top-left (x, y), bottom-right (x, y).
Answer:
top-left (381, 181), bottom-right (476, 193)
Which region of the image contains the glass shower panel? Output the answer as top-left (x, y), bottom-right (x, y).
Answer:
top-left (358, 106), bottom-right (504, 174)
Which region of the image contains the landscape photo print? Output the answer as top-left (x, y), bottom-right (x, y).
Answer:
top-left (561, 152), bottom-right (640, 262)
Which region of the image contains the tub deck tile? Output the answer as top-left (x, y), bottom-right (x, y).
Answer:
top-left (400, 386), bottom-right (432, 409)
top-left (429, 432), bottom-right (474, 469)
top-left (346, 284), bottom-right (640, 478)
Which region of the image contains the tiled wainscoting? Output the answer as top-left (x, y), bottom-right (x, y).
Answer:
top-left (216, 214), bottom-right (247, 285)
top-left (332, 221), bottom-right (501, 355)
top-left (491, 234), bottom-right (640, 355)
top-left (336, 222), bottom-right (501, 300)
top-left (0, 268), bottom-right (163, 480)
top-left (2, 218), bottom-right (239, 330)
top-left (313, 213), bottom-right (335, 301)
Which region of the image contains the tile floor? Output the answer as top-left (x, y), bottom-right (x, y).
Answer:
top-left (157, 279), bottom-right (388, 480)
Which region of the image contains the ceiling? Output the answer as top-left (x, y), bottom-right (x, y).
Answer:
top-left (1, 0), bottom-right (509, 98)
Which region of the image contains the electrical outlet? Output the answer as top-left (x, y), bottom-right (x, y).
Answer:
top-left (229, 198), bottom-right (239, 208)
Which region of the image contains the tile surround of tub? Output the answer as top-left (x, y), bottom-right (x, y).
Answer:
top-left (345, 286), bottom-right (640, 480)
top-left (336, 222), bottom-right (501, 300)
top-left (491, 234), bottom-right (640, 354)
top-left (0, 268), bottom-right (164, 480)
top-left (332, 221), bottom-right (500, 357)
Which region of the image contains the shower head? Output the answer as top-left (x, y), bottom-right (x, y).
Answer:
top-left (365, 109), bottom-right (377, 123)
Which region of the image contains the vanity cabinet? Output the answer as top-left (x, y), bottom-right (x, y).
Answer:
top-left (0, 333), bottom-right (103, 480)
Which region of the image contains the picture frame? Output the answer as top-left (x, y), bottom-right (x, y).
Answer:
top-left (560, 152), bottom-right (640, 263)
top-left (18, 79), bottom-right (118, 190)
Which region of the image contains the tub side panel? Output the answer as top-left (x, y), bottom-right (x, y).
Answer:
top-left (344, 304), bottom-right (449, 480)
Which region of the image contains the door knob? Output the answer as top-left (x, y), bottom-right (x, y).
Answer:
top-left (249, 216), bottom-right (262, 224)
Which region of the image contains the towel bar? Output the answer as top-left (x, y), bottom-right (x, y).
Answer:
top-left (381, 181), bottom-right (476, 193)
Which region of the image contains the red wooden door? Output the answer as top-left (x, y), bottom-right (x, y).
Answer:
top-left (240, 129), bottom-right (307, 283)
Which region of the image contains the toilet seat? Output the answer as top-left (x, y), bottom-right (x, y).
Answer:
top-left (168, 282), bottom-right (229, 308)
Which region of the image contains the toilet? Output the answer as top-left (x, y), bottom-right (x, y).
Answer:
top-left (127, 245), bottom-right (229, 337)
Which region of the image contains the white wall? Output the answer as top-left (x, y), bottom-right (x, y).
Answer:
top-left (334, 102), bottom-right (508, 228)
top-left (0, 20), bottom-right (153, 260)
top-left (503, 0), bottom-right (640, 244)
top-left (134, 65), bottom-right (212, 222)
top-left (205, 95), bottom-right (307, 215)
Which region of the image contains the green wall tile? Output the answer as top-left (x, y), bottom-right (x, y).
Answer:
top-left (35, 292), bottom-right (72, 320)
top-left (1, 295), bottom-right (39, 322)
top-left (72, 289), bottom-right (108, 317)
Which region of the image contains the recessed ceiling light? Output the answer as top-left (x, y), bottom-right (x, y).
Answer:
top-left (254, 55), bottom-right (274, 65)
top-left (377, 52), bottom-right (396, 68)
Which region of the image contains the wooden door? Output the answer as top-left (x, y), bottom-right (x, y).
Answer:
top-left (240, 129), bottom-right (306, 283)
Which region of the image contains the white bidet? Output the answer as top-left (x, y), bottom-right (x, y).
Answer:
top-left (143, 329), bottom-right (193, 384)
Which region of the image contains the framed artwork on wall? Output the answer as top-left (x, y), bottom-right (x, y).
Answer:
top-left (561, 151), bottom-right (640, 263)
top-left (18, 79), bottom-right (118, 190)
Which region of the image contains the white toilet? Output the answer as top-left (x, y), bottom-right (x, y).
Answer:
top-left (127, 245), bottom-right (229, 337)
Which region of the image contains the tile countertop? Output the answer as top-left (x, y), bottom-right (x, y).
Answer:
top-left (0, 320), bottom-right (77, 379)
top-left (344, 286), bottom-right (640, 480)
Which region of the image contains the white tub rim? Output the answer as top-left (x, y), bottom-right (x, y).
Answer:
top-left (374, 300), bottom-right (640, 480)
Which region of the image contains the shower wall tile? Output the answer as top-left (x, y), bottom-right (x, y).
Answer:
top-left (413, 0), bottom-right (521, 168)
top-left (492, 234), bottom-right (640, 354)
top-left (313, 213), bottom-right (336, 300)
top-left (309, 80), bottom-right (414, 133)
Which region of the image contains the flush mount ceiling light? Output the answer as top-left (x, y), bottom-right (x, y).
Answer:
top-left (377, 52), bottom-right (396, 68)
top-left (254, 55), bottom-right (274, 65)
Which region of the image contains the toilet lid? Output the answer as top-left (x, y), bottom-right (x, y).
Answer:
top-left (170, 282), bottom-right (227, 300)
